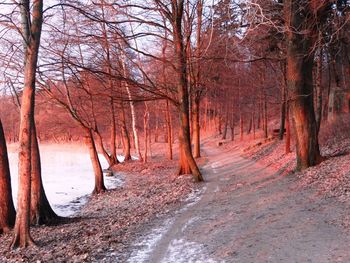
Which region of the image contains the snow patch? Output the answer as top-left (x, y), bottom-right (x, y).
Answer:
top-left (181, 216), bottom-right (200, 232)
top-left (126, 218), bottom-right (175, 263)
top-left (180, 186), bottom-right (207, 210)
top-left (161, 238), bottom-right (221, 263)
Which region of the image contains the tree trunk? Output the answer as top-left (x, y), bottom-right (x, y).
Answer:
top-left (0, 119), bottom-right (16, 234)
top-left (109, 97), bottom-right (118, 166)
top-left (165, 99), bottom-right (173, 160)
top-left (173, 1), bottom-right (203, 181)
top-left (30, 122), bottom-right (59, 225)
top-left (11, 0), bottom-right (43, 248)
top-left (94, 128), bottom-right (118, 168)
top-left (124, 70), bottom-right (143, 162)
top-left (120, 102), bottom-right (131, 161)
top-left (285, 0), bottom-right (321, 170)
top-left (279, 83), bottom-right (286, 140)
top-left (315, 46), bottom-right (323, 134)
top-left (143, 103), bottom-right (149, 163)
top-left (263, 93), bottom-right (268, 138)
top-left (240, 114), bottom-right (244, 141)
top-left (285, 100), bottom-right (291, 154)
top-left (85, 129), bottom-right (106, 194)
top-left (192, 95), bottom-right (201, 158)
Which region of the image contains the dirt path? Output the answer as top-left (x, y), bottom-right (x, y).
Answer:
top-left (126, 143), bottom-right (350, 263)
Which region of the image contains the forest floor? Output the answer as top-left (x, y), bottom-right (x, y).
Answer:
top-left (2, 135), bottom-right (350, 262)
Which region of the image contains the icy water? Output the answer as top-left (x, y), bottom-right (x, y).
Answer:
top-left (8, 144), bottom-right (124, 217)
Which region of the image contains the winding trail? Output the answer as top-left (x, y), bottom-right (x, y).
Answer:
top-left (127, 143), bottom-right (350, 263)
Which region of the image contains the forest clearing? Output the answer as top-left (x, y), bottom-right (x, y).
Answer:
top-left (1, 0), bottom-right (350, 262)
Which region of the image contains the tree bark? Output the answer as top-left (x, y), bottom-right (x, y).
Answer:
top-left (172, 0), bottom-right (203, 181)
top-left (120, 101), bottom-right (131, 161)
top-left (279, 83), bottom-right (286, 140)
top-left (315, 46), bottom-right (323, 134)
top-left (285, 0), bottom-right (322, 170)
top-left (285, 100), bottom-right (291, 154)
top-left (192, 95), bottom-right (201, 157)
top-left (0, 119), bottom-right (16, 234)
top-left (11, 0), bottom-right (43, 248)
top-left (85, 129), bottom-right (106, 194)
top-left (143, 103), bottom-right (149, 163)
top-left (165, 99), bottom-right (173, 160)
top-left (263, 93), bottom-right (268, 138)
top-left (30, 122), bottom-right (59, 225)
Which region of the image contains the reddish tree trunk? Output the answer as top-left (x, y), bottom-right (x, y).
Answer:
top-left (285, 0), bottom-right (321, 170)
top-left (30, 122), bottom-right (59, 225)
top-left (11, 0), bottom-right (43, 248)
top-left (85, 129), bottom-right (106, 194)
top-left (173, 1), bottom-right (203, 181)
top-left (285, 101), bottom-right (291, 154)
top-left (192, 95), bottom-right (201, 158)
top-left (165, 100), bottom-right (173, 160)
top-left (120, 102), bottom-right (131, 161)
top-left (0, 119), bottom-right (16, 234)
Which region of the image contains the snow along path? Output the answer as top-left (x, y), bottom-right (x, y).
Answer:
top-left (126, 143), bottom-right (350, 263)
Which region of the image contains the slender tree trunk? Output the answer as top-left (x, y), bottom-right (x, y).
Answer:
top-left (0, 119), bottom-right (16, 234)
top-left (124, 73), bottom-right (143, 161)
top-left (94, 129), bottom-right (116, 168)
top-left (285, 100), bottom-right (291, 154)
top-left (192, 0), bottom-right (203, 158)
top-left (109, 97), bottom-right (118, 166)
top-left (120, 102), bottom-right (131, 161)
top-left (30, 122), bottom-right (59, 225)
top-left (240, 114), bottom-right (244, 141)
top-left (263, 93), bottom-right (268, 138)
top-left (143, 103), bottom-right (149, 163)
top-left (315, 46), bottom-right (323, 134)
top-left (285, 0), bottom-right (321, 170)
top-left (279, 84), bottom-right (286, 140)
top-left (193, 95), bottom-right (201, 157)
top-left (165, 100), bottom-right (173, 160)
top-left (252, 104), bottom-right (256, 140)
top-left (85, 129), bottom-right (106, 194)
top-left (222, 108), bottom-right (228, 140)
top-left (154, 111), bottom-right (159, 143)
top-left (230, 123), bottom-right (234, 141)
top-left (203, 96), bottom-right (208, 133)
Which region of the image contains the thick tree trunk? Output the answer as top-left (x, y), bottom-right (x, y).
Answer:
top-left (11, 0), bottom-right (43, 248)
top-left (173, 2), bottom-right (203, 181)
top-left (285, 0), bottom-right (321, 170)
top-left (85, 129), bottom-right (106, 194)
top-left (0, 119), bottom-right (16, 234)
top-left (30, 122), bottom-right (59, 225)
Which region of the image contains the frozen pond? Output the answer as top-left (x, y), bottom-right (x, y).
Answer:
top-left (8, 144), bottom-right (124, 217)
